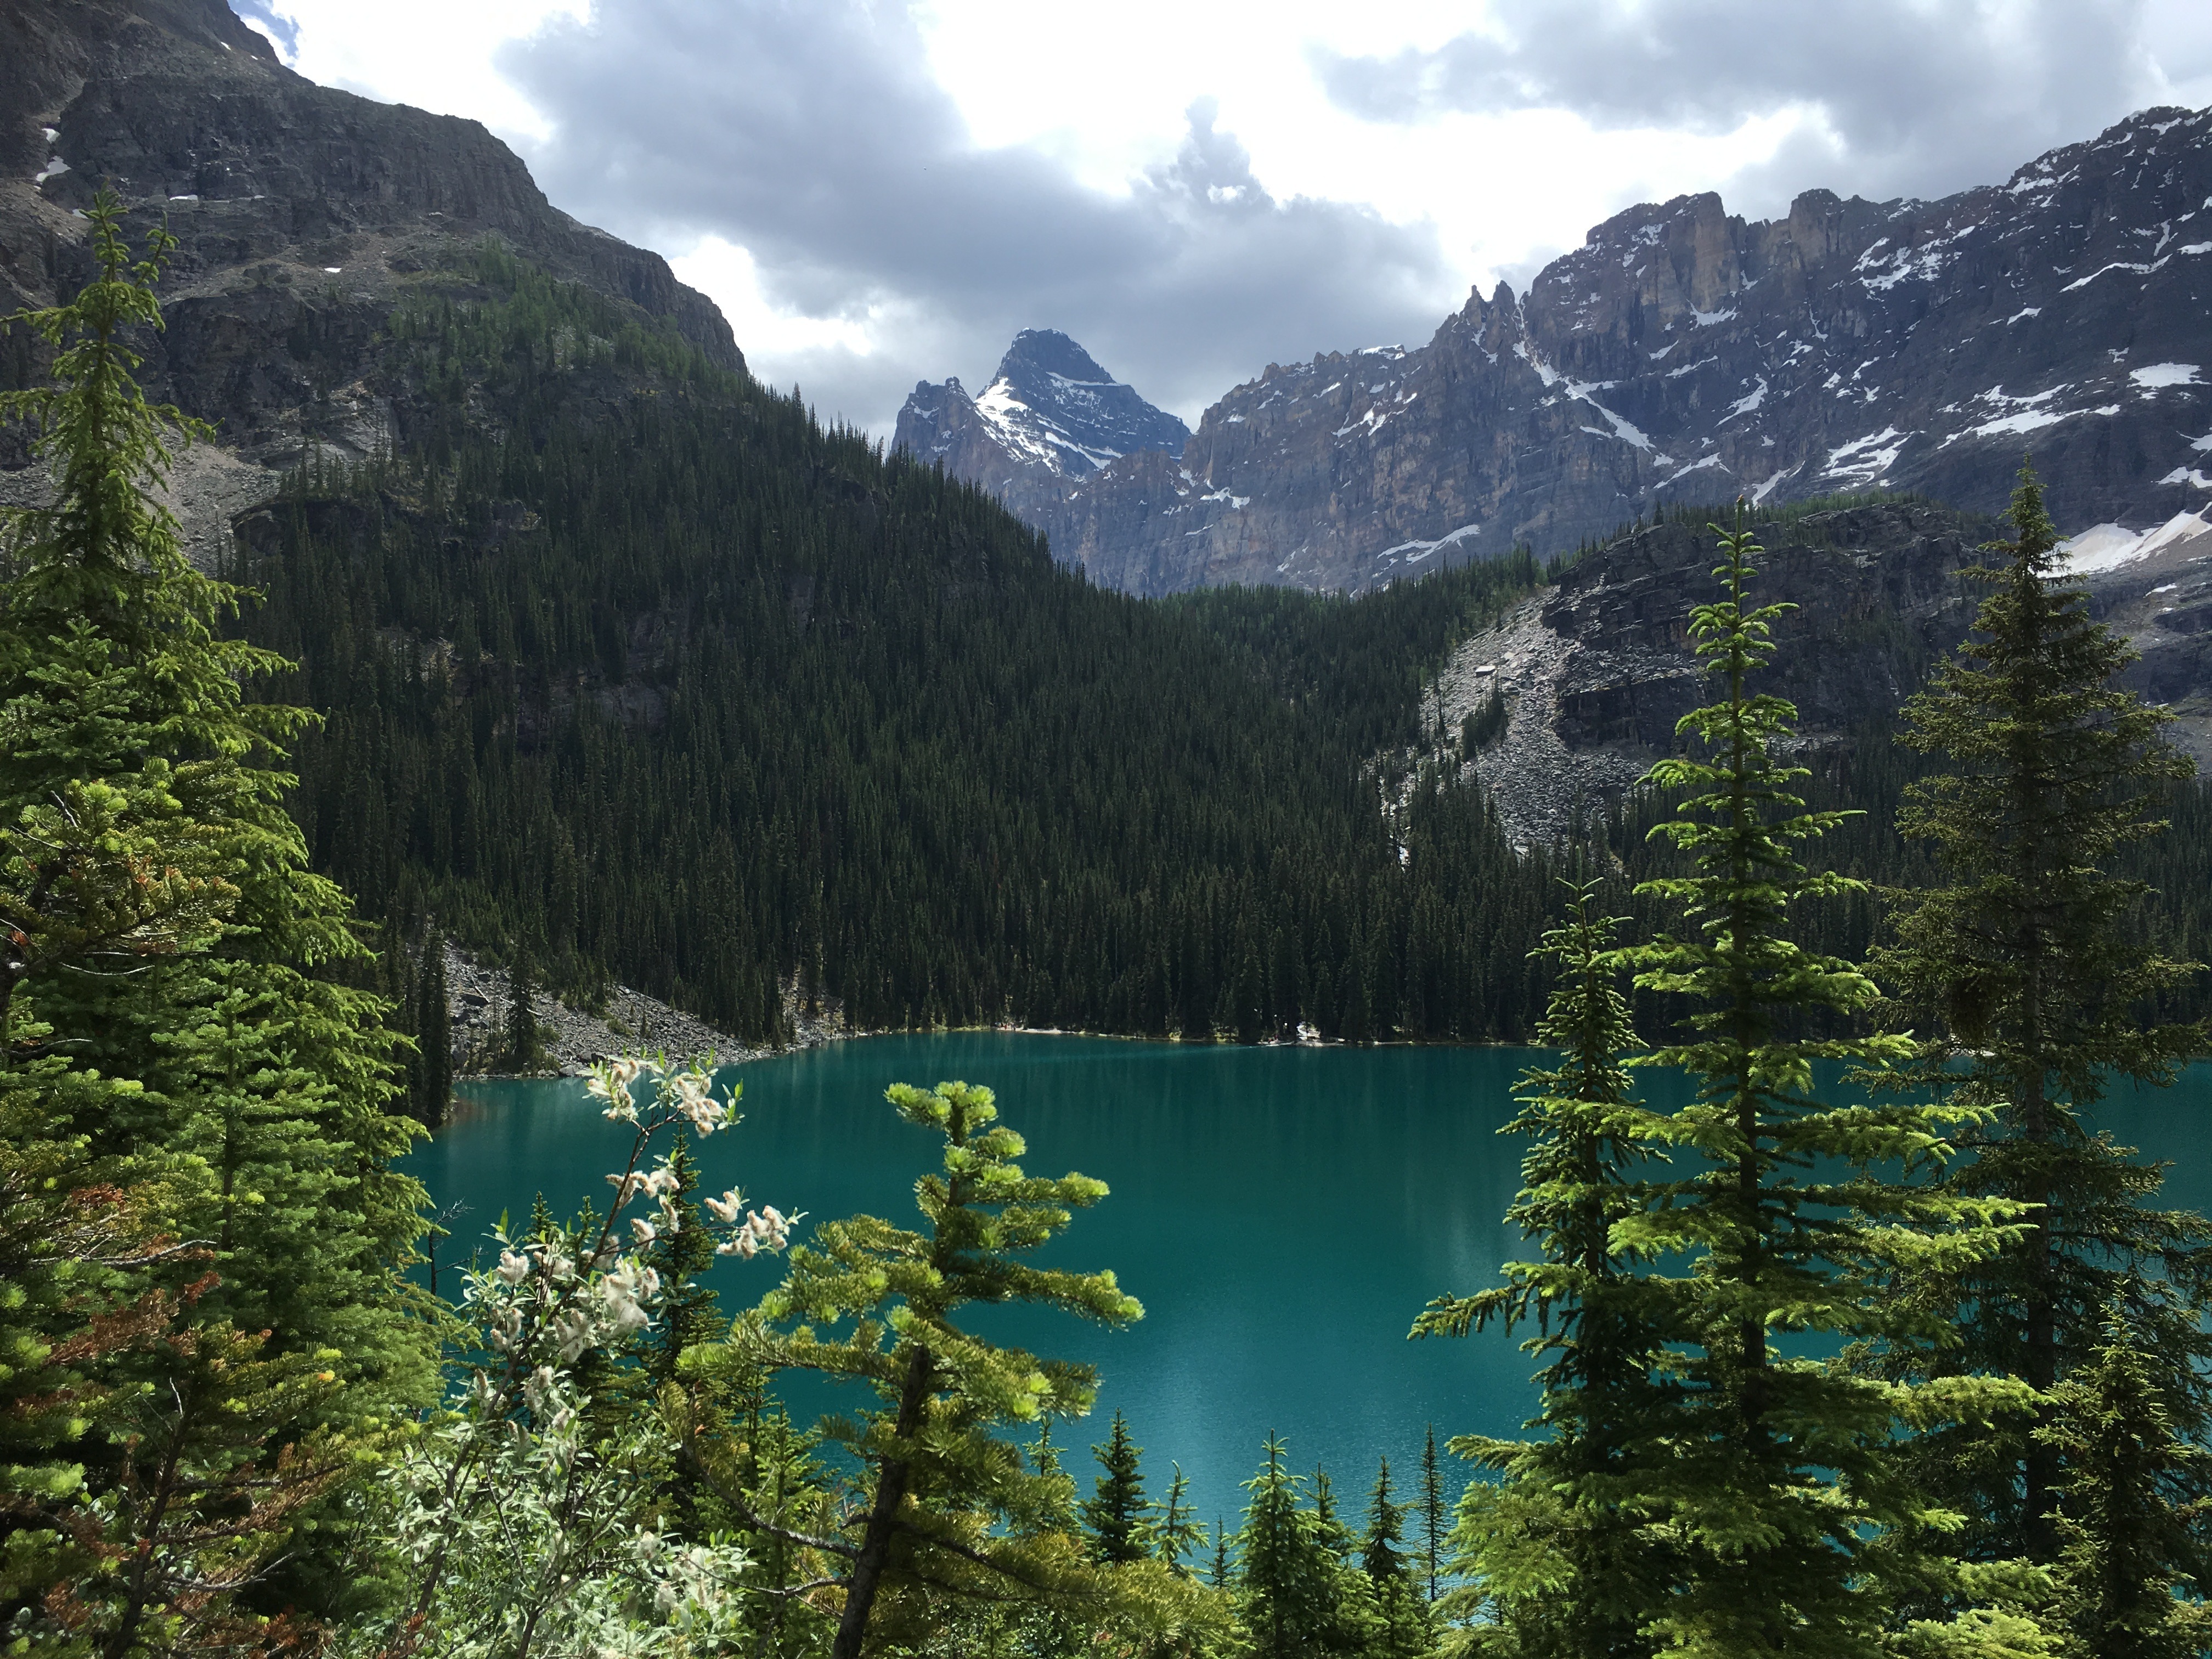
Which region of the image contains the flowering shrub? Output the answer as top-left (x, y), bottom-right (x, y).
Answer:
top-left (351, 1055), bottom-right (797, 1659)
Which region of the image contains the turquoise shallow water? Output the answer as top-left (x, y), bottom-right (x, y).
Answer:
top-left (407, 1034), bottom-right (2212, 1534)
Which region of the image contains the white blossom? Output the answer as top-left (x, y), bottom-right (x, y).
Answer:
top-left (349, 1049), bottom-right (779, 1659)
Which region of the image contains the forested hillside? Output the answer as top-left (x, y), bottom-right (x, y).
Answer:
top-left (230, 249), bottom-right (1565, 1048)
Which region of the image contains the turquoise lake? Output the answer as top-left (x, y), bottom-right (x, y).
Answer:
top-left (408, 1034), bottom-right (2212, 1534)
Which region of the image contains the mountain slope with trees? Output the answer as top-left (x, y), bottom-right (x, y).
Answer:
top-left (228, 246), bottom-right (1563, 1049)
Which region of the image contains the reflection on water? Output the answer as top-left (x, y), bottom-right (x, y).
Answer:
top-left (409, 1034), bottom-right (2212, 1531)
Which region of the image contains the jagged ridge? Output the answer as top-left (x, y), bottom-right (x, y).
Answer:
top-left (921, 106), bottom-right (2212, 599)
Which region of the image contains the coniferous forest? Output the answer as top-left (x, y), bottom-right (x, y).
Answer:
top-left (229, 245), bottom-right (1562, 1048)
top-left (7, 199), bottom-right (2212, 1659)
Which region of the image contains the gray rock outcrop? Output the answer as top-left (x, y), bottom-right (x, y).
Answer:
top-left (917, 106), bottom-right (2212, 599)
top-left (1, 0), bottom-right (740, 480)
top-left (1421, 500), bottom-right (2211, 845)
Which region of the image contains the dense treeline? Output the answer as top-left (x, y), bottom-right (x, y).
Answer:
top-left (227, 248), bottom-right (1563, 1051)
top-left (1600, 725), bottom-right (2212, 1034)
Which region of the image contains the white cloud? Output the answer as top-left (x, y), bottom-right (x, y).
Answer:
top-left (225, 0), bottom-right (2212, 436)
top-left (235, 0), bottom-right (587, 143)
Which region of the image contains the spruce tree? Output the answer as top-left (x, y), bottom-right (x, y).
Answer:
top-left (2040, 1308), bottom-right (2212, 1659)
top-left (1612, 505), bottom-right (2025, 1655)
top-left (1357, 1457), bottom-right (1434, 1659)
top-left (641, 1132), bottom-right (721, 1386)
top-left (0, 191), bottom-right (433, 1623)
top-left (1235, 1435), bottom-right (1346, 1659)
top-left (1418, 882), bottom-right (1668, 1658)
top-left (1082, 1409), bottom-right (1151, 1564)
top-left (1147, 1462), bottom-right (1207, 1577)
top-left (415, 923), bottom-right (452, 1126)
top-left (1418, 1423), bottom-right (1444, 1604)
top-left (505, 949), bottom-right (543, 1071)
top-left (1870, 460), bottom-right (2211, 1562)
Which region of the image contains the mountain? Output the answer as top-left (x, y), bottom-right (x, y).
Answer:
top-left (0, 0), bottom-right (1570, 1045)
top-left (893, 329), bottom-right (1188, 528)
top-left (5, 0), bottom-right (2205, 1049)
top-left (910, 106), bottom-right (2212, 599)
top-left (0, 0), bottom-right (738, 551)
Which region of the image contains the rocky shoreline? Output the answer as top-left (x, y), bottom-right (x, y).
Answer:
top-left (443, 944), bottom-right (856, 1079)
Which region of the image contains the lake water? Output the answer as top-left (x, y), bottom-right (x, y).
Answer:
top-left (408, 1034), bottom-right (2212, 1535)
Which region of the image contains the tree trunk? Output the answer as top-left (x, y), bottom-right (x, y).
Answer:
top-left (831, 1342), bottom-right (933, 1659)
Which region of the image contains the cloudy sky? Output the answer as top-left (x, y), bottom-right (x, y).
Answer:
top-left (233, 0), bottom-right (2212, 435)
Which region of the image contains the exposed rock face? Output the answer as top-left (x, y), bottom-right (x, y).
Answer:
top-left (894, 329), bottom-right (1187, 528)
top-left (0, 0), bottom-right (740, 481)
top-left (1426, 502), bottom-right (2211, 844)
top-left (943, 106), bottom-right (2212, 597)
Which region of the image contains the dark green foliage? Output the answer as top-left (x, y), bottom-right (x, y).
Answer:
top-left (642, 1133), bottom-right (721, 1387)
top-left (1357, 1459), bottom-right (1434, 1659)
top-left (1598, 507), bottom-right (2026, 1655)
top-left (672, 1342), bottom-right (840, 1659)
top-left (227, 249), bottom-right (1565, 1048)
top-left (1082, 1409), bottom-right (1150, 1565)
top-left (1235, 1436), bottom-right (1351, 1659)
top-left (2041, 1310), bottom-right (2212, 1659)
top-left (1461, 685), bottom-right (1506, 757)
top-left (414, 923), bottom-right (452, 1125)
top-left (505, 949), bottom-right (543, 1071)
top-left (1421, 884), bottom-right (1668, 1658)
top-left (1865, 462), bottom-right (2212, 1565)
top-left (1149, 1462), bottom-right (1207, 1577)
top-left (1164, 554), bottom-right (1541, 757)
top-left (0, 191), bottom-right (433, 1642)
top-left (1417, 1425), bottom-right (1444, 1604)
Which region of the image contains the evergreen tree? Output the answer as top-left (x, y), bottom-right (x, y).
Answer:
top-left (641, 1132), bottom-right (721, 1387)
top-left (0, 190), bottom-right (433, 1627)
top-left (1082, 1409), bottom-right (1152, 1564)
top-left (1211, 1520), bottom-right (1231, 1590)
top-left (727, 1080), bottom-right (1143, 1659)
top-left (414, 923), bottom-right (452, 1126)
top-left (1417, 1424), bottom-right (1444, 1604)
top-left (1357, 1458), bottom-right (1434, 1659)
top-left (505, 949), bottom-right (543, 1071)
top-left (1147, 1462), bottom-right (1207, 1577)
top-left (1358, 1457), bottom-right (1407, 1584)
top-left (1870, 460), bottom-right (2211, 1562)
top-left (1030, 1418), bottom-right (1079, 1536)
top-left (1235, 1435), bottom-right (1347, 1659)
top-left (1462, 684), bottom-right (1506, 756)
top-left (1611, 504), bottom-right (2028, 1655)
top-left (675, 1341), bottom-right (840, 1659)
top-left (2040, 1308), bottom-right (2212, 1659)
top-left (1417, 882), bottom-right (1668, 1658)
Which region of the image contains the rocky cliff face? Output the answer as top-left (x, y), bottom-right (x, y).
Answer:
top-left (894, 329), bottom-right (1186, 529)
top-left (928, 106), bottom-right (2212, 598)
top-left (0, 0), bottom-right (739, 492)
top-left (1432, 501), bottom-right (2212, 844)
